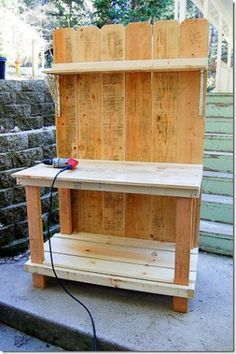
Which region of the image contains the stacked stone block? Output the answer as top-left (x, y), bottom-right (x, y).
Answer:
top-left (0, 80), bottom-right (59, 256)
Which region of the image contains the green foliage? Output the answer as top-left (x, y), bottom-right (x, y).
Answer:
top-left (92, 0), bottom-right (174, 27)
top-left (50, 0), bottom-right (91, 28)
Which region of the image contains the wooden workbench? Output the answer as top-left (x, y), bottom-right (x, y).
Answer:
top-left (13, 160), bottom-right (202, 311)
top-left (12, 19), bottom-right (208, 312)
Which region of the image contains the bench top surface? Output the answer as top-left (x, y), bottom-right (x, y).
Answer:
top-left (12, 159), bottom-right (203, 197)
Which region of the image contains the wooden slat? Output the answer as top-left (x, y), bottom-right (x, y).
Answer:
top-left (44, 58), bottom-right (208, 74)
top-left (101, 24), bottom-right (126, 236)
top-left (125, 22), bottom-right (152, 239)
top-left (44, 235), bottom-right (198, 271)
top-left (53, 28), bottom-right (77, 237)
top-left (178, 19), bottom-right (209, 163)
top-left (51, 232), bottom-right (199, 254)
top-left (150, 21), bottom-right (180, 243)
top-left (74, 26), bottom-right (103, 234)
top-left (25, 261), bottom-right (195, 298)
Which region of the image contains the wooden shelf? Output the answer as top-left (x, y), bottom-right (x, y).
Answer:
top-left (12, 159), bottom-right (203, 198)
top-left (25, 232), bottom-right (198, 298)
top-left (44, 58), bottom-right (208, 75)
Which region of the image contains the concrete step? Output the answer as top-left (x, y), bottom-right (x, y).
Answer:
top-left (204, 150), bottom-right (233, 173)
top-left (201, 193), bottom-right (233, 224)
top-left (202, 171), bottom-right (233, 197)
top-left (205, 117), bottom-right (233, 134)
top-left (200, 220), bottom-right (233, 255)
top-left (204, 133), bottom-right (233, 152)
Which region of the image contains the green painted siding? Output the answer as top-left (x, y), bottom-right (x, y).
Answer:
top-left (205, 118), bottom-right (233, 134)
top-left (200, 93), bottom-right (233, 256)
top-left (202, 174), bottom-right (233, 197)
top-left (204, 152), bottom-right (233, 173)
top-left (204, 133), bottom-right (233, 152)
top-left (201, 197), bottom-right (233, 224)
top-left (200, 233), bottom-right (233, 256)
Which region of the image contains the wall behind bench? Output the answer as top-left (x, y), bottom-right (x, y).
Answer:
top-left (0, 80), bottom-right (59, 256)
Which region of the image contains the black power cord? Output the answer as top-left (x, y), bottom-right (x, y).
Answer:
top-left (47, 166), bottom-right (97, 351)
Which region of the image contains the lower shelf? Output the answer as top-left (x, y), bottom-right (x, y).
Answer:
top-left (25, 232), bottom-right (198, 299)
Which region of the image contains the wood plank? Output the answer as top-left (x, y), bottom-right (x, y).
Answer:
top-left (125, 22), bottom-right (152, 239)
top-left (53, 28), bottom-right (77, 237)
top-left (74, 26), bottom-right (103, 234)
top-left (178, 19), bottom-right (209, 163)
top-left (58, 189), bottom-right (72, 234)
top-left (51, 232), bottom-right (199, 255)
top-left (44, 58), bottom-right (208, 74)
top-left (43, 235), bottom-right (198, 270)
top-left (151, 21), bottom-right (180, 243)
top-left (174, 198), bottom-right (193, 285)
top-left (25, 186), bottom-right (46, 288)
top-left (13, 160), bottom-right (203, 196)
top-left (101, 24), bottom-right (126, 236)
top-left (25, 261), bottom-right (195, 298)
top-left (41, 250), bottom-right (196, 284)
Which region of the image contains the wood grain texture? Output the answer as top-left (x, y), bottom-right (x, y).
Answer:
top-left (150, 21), bottom-right (180, 242)
top-left (178, 19), bottom-right (209, 163)
top-left (101, 25), bottom-right (126, 236)
top-left (173, 296), bottom-right (188, 313)
top-left (59, 189), bottom-right (72, 234)
top-left (74, 26), bottom-right (103, 234)
top-left (25, 186), bottom-right (46, 288)
top-left (125, 22), bottom-right (152, 239)
top-left (53, 28), bottom-right (78, 237)
top-left (174, 197), bottom-right (193, 286)
top-left (25, 186), bottom-right (44, 264)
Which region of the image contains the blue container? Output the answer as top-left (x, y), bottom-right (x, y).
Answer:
top-left (0, 57), bottom-right (7, 79)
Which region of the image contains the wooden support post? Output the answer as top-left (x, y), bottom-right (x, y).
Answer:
top-left (173, 197), bottom-right (193, 312)
top-left (25, 186), bottom-right (46, 288)
top-left (194, 196), bottom-right (201, 247)
top-left (59, 189), bottom-right (72, 234)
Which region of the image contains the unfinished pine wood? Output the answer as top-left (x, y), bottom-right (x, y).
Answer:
top-left (101, 24), bottom-right (126, 236)
top-left (53, 28), bottom-right (78, 239)
top-left (25, 260), bottom-right (195, 299)
top-left (44, 57), bottom-right (208, 74)
top-left (174, 197), bottom-right (193, 286)
top-left (125, 22), bottom-right (152, 239)
top-left (150, 21), bottom-right (180, 243)
top-left (25, 232), bottom-right (197, 298)
top-left (12, 160), bottom-right (203, 198)
top-left (178, 19), bottom-right (209, 163)
top-left (58, 189), bottom-right (72, 234)
top-left (25, 186), bottom-right (46, 288)
top-left (173, 296), bottom-right (188, 313)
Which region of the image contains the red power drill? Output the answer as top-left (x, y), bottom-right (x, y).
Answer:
top-left (39, 158), bottom-right (79, 170)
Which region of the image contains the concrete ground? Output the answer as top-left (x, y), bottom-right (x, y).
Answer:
top-left (0, 323), bottom-right (62, 352)
top-left (0, 251), bottom-right (233, 351)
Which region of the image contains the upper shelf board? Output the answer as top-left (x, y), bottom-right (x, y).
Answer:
top-left (12, 159), bottom-right (203, 198)
top-left (43, 58), bottom-right (208, 75)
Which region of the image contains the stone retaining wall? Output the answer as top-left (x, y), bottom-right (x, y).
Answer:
top-left (0, 80), bottom-right (59, 256)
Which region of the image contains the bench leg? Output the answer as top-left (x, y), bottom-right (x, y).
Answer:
top-left (173, 197), bottom-right (193, 312)
top-left (25, 186), bottom-right (47, 288)
top-left (173, 296), bottom-right (188, 313)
